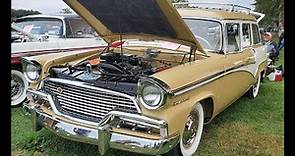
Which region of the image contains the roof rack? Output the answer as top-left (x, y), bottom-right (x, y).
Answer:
top-left (172, 2), bottom-right (252, 14)
top-left (172, 2), bottom-right (265, 22)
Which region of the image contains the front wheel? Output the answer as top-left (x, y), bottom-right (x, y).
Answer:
top-left (11, 70), bottom-right (28, 106)
top-left (248, 74), bottom-right (261, 99)
top-left (165, 104), bottom-right (204, 156)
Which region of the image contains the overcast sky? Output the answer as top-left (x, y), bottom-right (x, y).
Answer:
top-left (11, 0), bottom-right (255, 15)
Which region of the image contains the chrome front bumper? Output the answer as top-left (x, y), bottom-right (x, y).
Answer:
top-left (23, 90), bottom-right (179, 155)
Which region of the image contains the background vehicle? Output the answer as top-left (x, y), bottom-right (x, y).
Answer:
top-left (11, 14), bottom-right (106, 106)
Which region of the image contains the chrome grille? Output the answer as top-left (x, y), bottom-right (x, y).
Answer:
top-left (42, 79), bottom-right (139, 123)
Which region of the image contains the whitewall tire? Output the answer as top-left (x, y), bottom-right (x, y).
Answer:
top-left (11, 70), bottom-right (28, 106)
top-left (179, 103), bottom-right (204, 156)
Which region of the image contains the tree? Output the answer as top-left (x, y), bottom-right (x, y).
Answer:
top-left (253, 0), bottom-right (281, 28)
top-left (59, 8), bottom-right (73, 14)
top-left (278, 0), bottom-right (284, 29)
top-left (11, 9), bottom-right (41, 22)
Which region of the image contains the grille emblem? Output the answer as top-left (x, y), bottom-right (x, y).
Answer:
top-left (56, 87), bottom-right (64, 95)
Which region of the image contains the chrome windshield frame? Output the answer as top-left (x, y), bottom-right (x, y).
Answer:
top-left (182, 17), bottom-right (224, 53)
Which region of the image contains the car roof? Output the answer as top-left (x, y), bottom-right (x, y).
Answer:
top-left (16, 14), bottom-right (81, 20)
top-left (177, 8), bottom-right (257, 22)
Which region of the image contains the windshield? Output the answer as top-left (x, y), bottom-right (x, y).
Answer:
top-left (184, 19), bottom-right (222, 52)
top-left (14, 17), bottom-right (63, 37)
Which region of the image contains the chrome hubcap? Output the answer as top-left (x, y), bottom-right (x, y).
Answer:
top-left (182, 112), bottom-right (199, 149)
top-left (11, 74), bottom-right (25, 101)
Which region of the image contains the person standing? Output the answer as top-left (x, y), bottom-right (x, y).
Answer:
top-left (263, 32), bottom-right (279, 63)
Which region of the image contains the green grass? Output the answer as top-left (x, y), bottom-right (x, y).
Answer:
top-left (11, 52), bottom-right (284, 156)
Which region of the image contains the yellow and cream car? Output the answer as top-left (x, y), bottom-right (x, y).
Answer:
top-left (22, 0), bottom-right (267, 155)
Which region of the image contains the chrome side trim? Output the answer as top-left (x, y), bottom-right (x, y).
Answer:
top-left (171, 70), bottom-right (223, 96)
top-left (170, 62), bottom-right (256, 96)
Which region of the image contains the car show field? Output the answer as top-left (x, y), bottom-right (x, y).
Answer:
top-left (11, 50), bottom-right (284, 156)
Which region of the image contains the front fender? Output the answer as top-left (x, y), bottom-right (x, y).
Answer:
top-left (23, 48), bottom-right (102, 80)
top-left (141, 89), bottom-right (215, 136)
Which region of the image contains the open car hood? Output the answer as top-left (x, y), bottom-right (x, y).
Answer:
top-left (63, 0), bottom-right (205, 54)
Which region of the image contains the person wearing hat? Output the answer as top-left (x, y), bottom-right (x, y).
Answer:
top-left (263, 32), bottom-right (279, 63)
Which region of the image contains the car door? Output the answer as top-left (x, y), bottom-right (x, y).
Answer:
top-left (250, 23), bottom-right (268, 74)
top-left (216, 22), bottom-right (255, 109)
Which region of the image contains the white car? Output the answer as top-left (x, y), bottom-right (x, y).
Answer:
top-left (11, 14), bottom-right (107, 106)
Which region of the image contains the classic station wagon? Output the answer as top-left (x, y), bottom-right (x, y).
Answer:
top-left (22, 1), bottom-right (267, 155)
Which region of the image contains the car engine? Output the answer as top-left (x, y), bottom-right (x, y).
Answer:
top-left (49, 51), bottom-right (170, 95)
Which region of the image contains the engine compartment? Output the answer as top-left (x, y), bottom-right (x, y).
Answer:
top-left (49, 51), bottom-right (172, 95)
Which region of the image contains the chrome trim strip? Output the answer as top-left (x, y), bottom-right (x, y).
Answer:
top-left (171, 62), bottom-right (256, 96)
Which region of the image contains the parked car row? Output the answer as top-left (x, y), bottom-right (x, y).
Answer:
top-left (11, 14), bottom-right (107, 106)
top-left (18, 0), bottom-right (267, 156)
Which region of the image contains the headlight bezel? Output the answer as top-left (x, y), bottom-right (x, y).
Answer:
top-left (137, 78), bottom-right (168, 110)
top-left (21, 58), bottom-right (42, 83)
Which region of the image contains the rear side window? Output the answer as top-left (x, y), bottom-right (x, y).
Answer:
top-left (226, 23), bottom-right (240, 52)
top-left (252, 24), bottom-right (261, 44)
top-left (242, 23), bottom-right (251, 48)
top-left (65, 18), bottom-right (97, 38)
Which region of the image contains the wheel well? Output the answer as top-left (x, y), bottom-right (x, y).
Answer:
top-left (199, 98), bottom-right (214, 123)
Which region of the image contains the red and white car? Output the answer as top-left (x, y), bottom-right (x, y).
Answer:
top-left (11, 14), bottom-right (107, 106)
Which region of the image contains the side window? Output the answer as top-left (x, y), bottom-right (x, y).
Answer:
top-left (242, 23), bottom-right (251, 48)
top-left (226, 23), bottom-right (240, 52)
top-left (66, 18), bottom-right (97, 38)
top-left (252, 24), bottom-right (261, 44)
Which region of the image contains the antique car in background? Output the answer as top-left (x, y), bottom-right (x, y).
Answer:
top-left (22, 1), bottom-right (267, 155)
top-left (11, 14), bottom-right (107, 106)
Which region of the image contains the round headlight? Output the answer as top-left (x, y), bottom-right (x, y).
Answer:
top-left (22, 60), bottom-right (41, 83)
top-left (139, 81), bottom-right (166, 110)
top-left (26, 64), bottom-right (39, 80)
